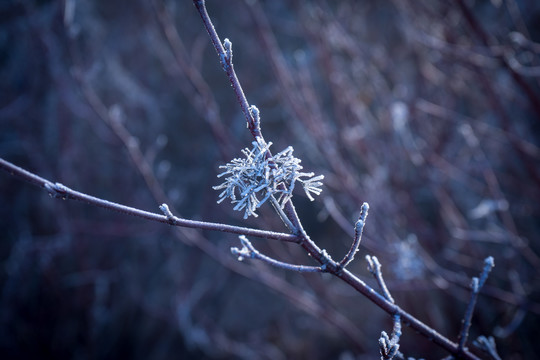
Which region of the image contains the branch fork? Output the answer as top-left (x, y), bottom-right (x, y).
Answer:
top-left (231, 236), bottom-right (323, 273)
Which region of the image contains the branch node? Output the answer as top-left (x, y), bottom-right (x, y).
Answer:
top-left (159, 203), bottom-right (176, 224)
top-left (320, 249), bottom-right (334, 272)
top-left (230, 235), bottom-right (254, 261)
top-left (220, 38), bottom-right (233, 70)
top-left (44, 182), bottom-right (70, 199)
top-left (249, 105), bottom-right (261, 131)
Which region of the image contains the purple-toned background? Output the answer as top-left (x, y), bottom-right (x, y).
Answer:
top-left (1, 0), bottom-right (539, 358)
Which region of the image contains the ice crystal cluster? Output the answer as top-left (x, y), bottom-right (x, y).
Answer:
top-left (213, 137), bottom-right (324, 218)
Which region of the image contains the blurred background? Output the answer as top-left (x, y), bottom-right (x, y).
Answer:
top-left (1, 0), bottom-right (539, 358)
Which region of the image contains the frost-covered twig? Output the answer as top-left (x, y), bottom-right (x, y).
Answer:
top-left (192, 0), bottom-right (260, 138)
top-left (232, 236), bottom-right (323, 273)
top-left (269, 195), bottom-right (296, 232)
top-left (458, 257), bottom-right (495, 351)
top-left (365, 256), bottom-right (403, 360)
top-left (192, 2), bottom-right (486, 358)
top-left (0, 157), bottom-right (299, 243)
top-left (338, 202), bottom-right (369, 270)
top-left (379, 314), bottom-right (402, 360)
top-left (473, 335), bottom-right (501, 360)
top-left (366, 255), bottom-right (395, 304)
top-left (159, 203), bottom-right (175, 223)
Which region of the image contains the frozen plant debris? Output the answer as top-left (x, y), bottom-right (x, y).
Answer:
top-left (213, 137), bottom-right (324, 218)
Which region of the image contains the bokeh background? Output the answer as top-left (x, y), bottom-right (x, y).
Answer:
top-left (1, 0), bottom-right (540, 358)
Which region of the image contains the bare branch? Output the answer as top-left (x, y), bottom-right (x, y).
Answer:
top-left (379, 314), bottom-right (402, 360)
top-left (458, 257), bottom-right (495, 351)
top-left (231, 236), bottom-right (323, 273)
top-left (366, 255), bottom-right (395, 304)
top-left (473, 335), bottom-right (501, 360)
top-left (338, 202), bottom-right (369, 270)
top-left (192, 0), bottom-right (259, 137)
top-left (0, 157), bottom-right (299, 243)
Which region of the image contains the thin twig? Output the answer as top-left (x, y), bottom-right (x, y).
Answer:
top-left (232, 236), bottom-right (323, 273)
top-left (338, 202), bottom-right (369, 270)
top-left (458, 257), bottom-right (495, 351)
top-left (473, 335), bottom-right (501, 360)
top-left (269, 195), bottom-right (296, 232)
top-left (192, 0), bottom-right (259, 137)
top-left (366, 256), bottom-right (403, 360)
top-left (366, 255), bottom-right (395, 304)
top-left (379, 314), bottom-right (402, 360)
top-left (0, 157), bottom-right (299, 242)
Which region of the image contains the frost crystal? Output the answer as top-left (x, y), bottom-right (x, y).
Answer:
top-left (213, 137), bottom-right (324, 218)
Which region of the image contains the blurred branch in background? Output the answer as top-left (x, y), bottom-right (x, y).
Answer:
top-left (1, 0), bottom-right (539, 359)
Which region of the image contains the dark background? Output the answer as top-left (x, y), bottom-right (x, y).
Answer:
top-left (1, 0), bottom-right (540, 359)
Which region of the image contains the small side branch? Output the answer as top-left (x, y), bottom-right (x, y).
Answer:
top-left (366, 255), bottom-right (395, 304)
top-left (458, 257), bottom-right (495, 351)
top-left (269, 195), bottom-right (297, 233)
top-left (365, 256), bottom-right (402, 360)
top-left (231, 236), bottom-right (323, 273)
top-left (0, 157), bottom-right (299, 243)
top-left (338, 202), bottom-right (369, 270)
top-left (473, 336), bottom-right (502, 360)
top-left (379, 314), bottom-right (403, 360)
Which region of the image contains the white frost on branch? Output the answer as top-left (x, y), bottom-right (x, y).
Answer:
top-left (213, 137), bottom-right (324, 218)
